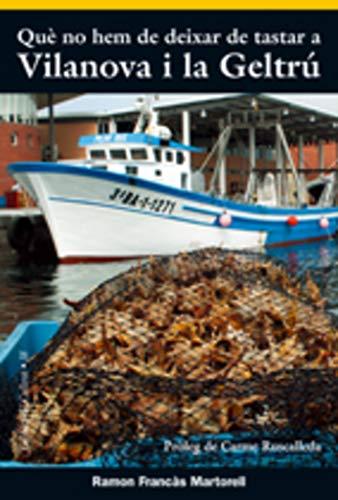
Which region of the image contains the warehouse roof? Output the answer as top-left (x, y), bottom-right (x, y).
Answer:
top-left (38, 93), bottom-right (338, 145)
top-left (35, 94), bottom-right (80, 109)
top-left (37, 93), bottom-right (230, 118)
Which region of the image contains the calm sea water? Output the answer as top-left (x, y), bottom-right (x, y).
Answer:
top-left (0, 230), bottom-right (134, 337)
top-left (0, 229), bottom-right (337, 336)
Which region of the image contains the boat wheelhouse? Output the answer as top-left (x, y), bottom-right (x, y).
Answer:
top-left (76, 132), bottom-right (202, 190)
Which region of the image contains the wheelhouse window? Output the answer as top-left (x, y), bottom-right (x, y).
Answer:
top-left (90, 149), bottom-right (106, 160)
top-left (126, 166), bottom-right (138, 175)
top-left (165, 150), bottom-right (173, 163)
top-left (154, 149), bottom-right (161, 162)
top-left (177, 151), bottom-right (185, 164)
top-left (131, 148), bottom-right (148, 160)
top-left (110, 149), bottom-right (127, 160)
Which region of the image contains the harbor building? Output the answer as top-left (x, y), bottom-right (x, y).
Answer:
top-left (0, 94), bottom-right (40, 201)
top-left (0, 94), bottom-right (79, 205)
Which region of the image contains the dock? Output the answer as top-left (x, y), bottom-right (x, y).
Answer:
top-left (0, 207), bottom-right (41, 229)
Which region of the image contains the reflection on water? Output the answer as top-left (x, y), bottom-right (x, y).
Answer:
top-left (0, 230), bottom-right (134, 336)
top-left (267, 238), bottom-right (338, 320)
top-left (0, 229), bottom-right (337, 336)
top-left (267, 238), bottom-right (338, 271)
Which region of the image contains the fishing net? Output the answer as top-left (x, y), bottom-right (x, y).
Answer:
top-left (0, 374), bottom-right (17, 460)
top-left (1, 248), bottom-right (337, 466)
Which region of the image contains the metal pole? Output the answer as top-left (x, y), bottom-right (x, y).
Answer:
top-left (249, 126), bottom-right (256, 172)
top-left (218, 118), bottom-right (226, 197)
top-left (276, 123), bottom-right (302, 206)
top-left (318, 139), bottom-right (324, 171)
top-left (182, 110), bottom-right (191, 165)
top-left (208, 125), bottom-right (232, 194)
top-left (110, 118), bottom-right (117, 133)
top-left (182, 110), bottom-right (191, 144)
top-left (298, 134), bottom-right (307, 204)
top-left (298, 135), bottom-right (304, 169)
top-left (48, 93), bottom-right (56, 161)
top-left (276, 125), bottom-right (283, 205)
top-left (244, 126), bottom-right (256, 202)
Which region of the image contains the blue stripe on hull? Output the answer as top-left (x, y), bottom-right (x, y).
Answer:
top-left (8, 162), bottom-right (338, 248)
top-left (8, 162), bottom-right (338, 217)
top-left (266, 223), bottom-right (337, 246)
top-left (49, 195), bottom-right (337, 247)
top-left (49, 196), bottom-right (214, 228)
top-left (184, 203), bottom-right (338, 235)
top-left (227, 216), bottom-right (337, 243)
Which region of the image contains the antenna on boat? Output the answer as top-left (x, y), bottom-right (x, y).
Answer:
top-left (133, 95), bottom-right (172, 140)
top-left (134, 95), bottom-right (160, 133)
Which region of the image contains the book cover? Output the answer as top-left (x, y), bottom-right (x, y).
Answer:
top-left (0, 2), bottom-right (336, 498)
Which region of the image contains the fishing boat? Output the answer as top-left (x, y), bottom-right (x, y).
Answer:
top-left (8, 98), bottom-right (338, 263)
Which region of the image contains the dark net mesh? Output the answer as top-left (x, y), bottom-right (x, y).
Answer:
top-left (1, 248), bottom-right (337, 467)
top-left (0, 374), bottom-right (17, 461)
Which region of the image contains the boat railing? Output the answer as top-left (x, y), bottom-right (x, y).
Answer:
top-left (57, 159), bottom-right (88, 165)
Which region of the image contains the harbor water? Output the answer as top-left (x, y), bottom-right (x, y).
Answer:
top-left (0, 229), bottom-right (134, 337)
top-left (0, 228), bottom-right (338, 337)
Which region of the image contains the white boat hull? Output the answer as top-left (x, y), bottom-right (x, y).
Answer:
top-left (10, 166), bottom-right (265, 261)
top-left (9, 163), bottom-right (338, 262)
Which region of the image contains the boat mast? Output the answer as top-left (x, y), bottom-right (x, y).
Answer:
top-left (275, 125), bottom-right (284, 205)
top-left (195, 107), bottom-right (309, 207)
top-left (276, 122), bottom-right (304, 207)
top-left (134, 95), bottom-right (159, 133)
top-left (207, 124), bottom-right (232, 196)
top-left (244, 126), bottom-right (256, 202)
top-left (182, 110), bottom-right (191, 165)
top-left (218, 118), bottom-right (227, 197)
top-left (298, 135), bottom-right (310, 205)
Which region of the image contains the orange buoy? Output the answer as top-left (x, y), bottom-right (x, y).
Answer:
top-left (287, 215), bottom-right (299, 227)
